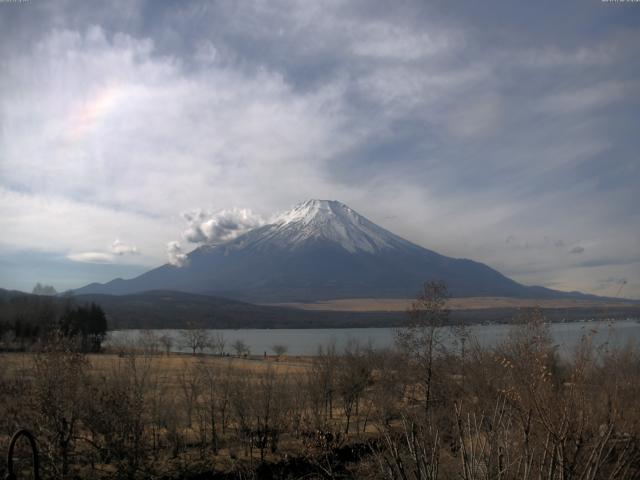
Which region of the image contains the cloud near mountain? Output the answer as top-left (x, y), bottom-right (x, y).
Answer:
top-left (182, 208), bottom-right (265, 245)
top-left (167, 241), bottom-right (189, 267)
top-left (76, 200), bottom-right (599, 302)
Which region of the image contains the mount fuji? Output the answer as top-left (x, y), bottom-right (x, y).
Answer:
top-left (74, 200), bottom-right (581, 301)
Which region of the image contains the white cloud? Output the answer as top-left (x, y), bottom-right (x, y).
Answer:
top-left (183, 208), bottom-right (264, 245)
top-left (517, 46), bottom-right (615, 69)
top-left (111, 238), bottom-right (139, 255)
top-left (0, 187), bottom-right (174, 266)
top-left (538, 81), bottom-right (636, 115)
top-left (0, 26), bottom-right (350, 220)
top-left (66, 239), bottom-right (139, 264)
top-left (167, 241), bottom-right (188, 267)
top-left (444, 94), bottom-right (503, 139)
top-left (0, 6), bottom-right (638, 298)
top-left (349, 22), bottom-right (460, 61)
top-left (68, 252), bottom-right (115, 263)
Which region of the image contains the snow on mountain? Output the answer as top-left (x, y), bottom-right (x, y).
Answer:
top-left (236, 199), bottom-right (409, 254)
top-left (73, 199), bottom-right (588, 302)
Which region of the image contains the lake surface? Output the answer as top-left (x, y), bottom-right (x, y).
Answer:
top-left (108, 319), bottom-right (640, 357)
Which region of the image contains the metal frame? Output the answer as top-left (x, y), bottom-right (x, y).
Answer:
top-left (5, 430), bottom-right (40, 480)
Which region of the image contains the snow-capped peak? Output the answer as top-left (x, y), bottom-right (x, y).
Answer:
top-left (275, 199), bottom-right (355, 226)
top-left (257, 199), bottom-right (407, 253)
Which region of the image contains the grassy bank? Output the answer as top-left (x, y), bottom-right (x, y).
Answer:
top-left (1, 312), bottom-right (640, 479)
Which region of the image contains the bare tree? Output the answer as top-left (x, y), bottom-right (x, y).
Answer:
top-left (159, 334), bottom-right (173, 355)
top-left (251, 367), bottom-right (290, 461)
top-left (180, 326), bottom-right (211, 355)
top-left (337, 341), bottom-right (372, 434)
top-left (178, 362), bottom-right (201, 428)
top-left (81, 353), bottom-right (153, 477)
top-left (196, 362), bottom-right (228, 453)
top-left (211, 332), bottom-right (226, 356)
top-left (229, 372), bottom-right (253, 459)
top-left (396, 280), bottom-right (449, 415)
top-left (272, 344), bottom-right (288, 358)
top-left (308, 342), bottom-right (338, 431)
top-left (138, 329), bottom-right (159, 355)
top-left (232, 339), bottom-right (249, 357)
top-left (374, 415), bottom-right (441, 480)
top-left (31, 343), bottom-right (88, 478)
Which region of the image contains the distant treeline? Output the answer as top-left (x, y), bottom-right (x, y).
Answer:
top-left (0, 291), bottom-right (107, 351)
top-left (75, 290), bottom-right (640, 329)
top-left (1, 288), bottom-right (638, 333)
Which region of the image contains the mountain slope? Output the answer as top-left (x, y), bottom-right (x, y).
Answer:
top-left (74, 199), bottom-right (591, 301)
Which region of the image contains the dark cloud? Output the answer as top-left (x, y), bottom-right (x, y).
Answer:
top-left (570, 246), bottom-right (585, 254)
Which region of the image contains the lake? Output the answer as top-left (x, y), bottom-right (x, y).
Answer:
top-left (108, 319), bottom-right (640, 357)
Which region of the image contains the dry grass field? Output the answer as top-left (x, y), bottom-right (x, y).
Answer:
top-left (0, 350), bottom-right (312, 385)
top-left (266, 296), bottom-right (637, 312)
top-left (2, 308), bottom-right (640, 479)
top-left (0, 350), bottom-right (323, 479)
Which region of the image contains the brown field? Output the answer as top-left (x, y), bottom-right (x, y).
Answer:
top-left (0, 351), bottom-right (313, 378)
top-left (265, 296), bottom-right (637, 312)
top-left (0, 350), bottom-right (321, 478)
top-left (2, 312), bottom-right (640, 479)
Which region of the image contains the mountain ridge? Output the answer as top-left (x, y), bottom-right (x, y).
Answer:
top-left (74, 199), bottom-right (604, 302)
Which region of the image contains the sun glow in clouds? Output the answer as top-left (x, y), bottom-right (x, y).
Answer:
top-left (66, 85), bottom-right (124, 143)
top-left (0, 4), bottom-right (638, 297)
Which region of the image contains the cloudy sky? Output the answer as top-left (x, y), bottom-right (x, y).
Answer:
top-left (1, 0), bottom-right (639, 298)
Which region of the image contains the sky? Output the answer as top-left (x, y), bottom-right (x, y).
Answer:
top-left (0, 0), bottom-right (639, 299)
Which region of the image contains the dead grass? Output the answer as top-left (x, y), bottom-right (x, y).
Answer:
top-left (0, 349), bottom-right (362, 418)
top-left (265, 296), bottom-right (637, 311)
top-left (0, 351), bottom-right (312, 385)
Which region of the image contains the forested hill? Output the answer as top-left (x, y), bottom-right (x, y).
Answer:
top-left (73, 290), bottom-right (403, 329)
top-left (1, 288), bottom-right (638, 331)
top-left (0, 288), bottom-right (108, 351)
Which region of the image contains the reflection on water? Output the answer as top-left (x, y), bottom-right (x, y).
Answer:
top-left (107, 319), bottom-right (640, 357)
